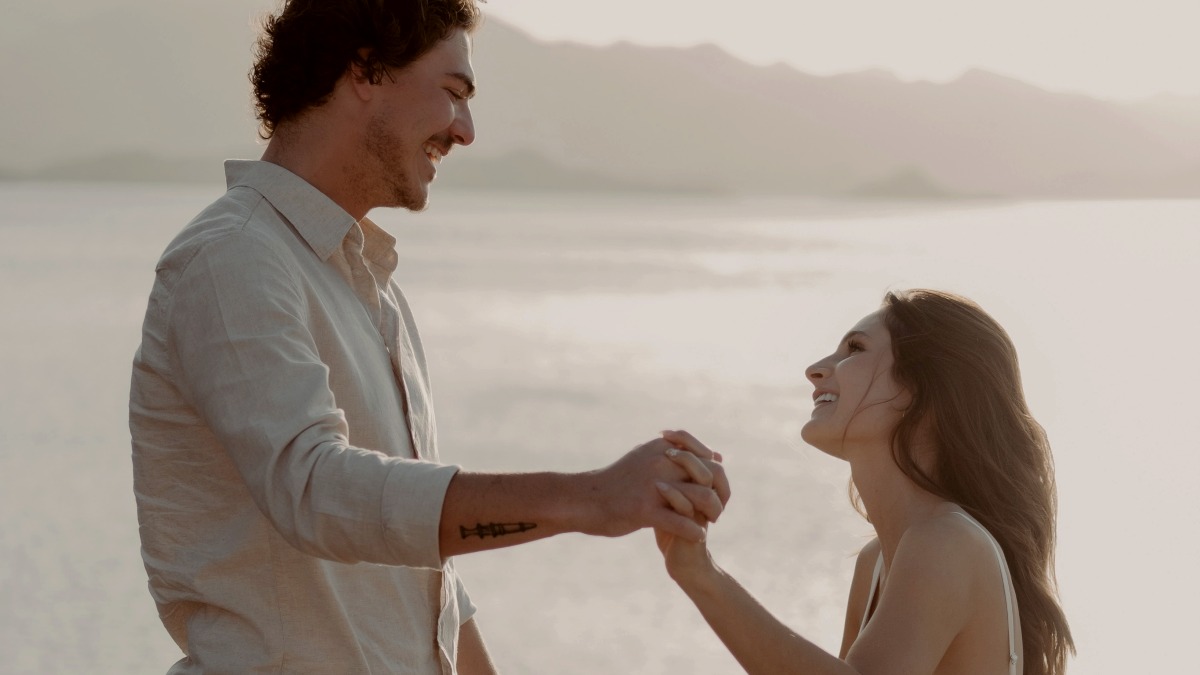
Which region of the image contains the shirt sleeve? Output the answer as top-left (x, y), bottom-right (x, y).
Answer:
top-left (453, 565), bottom-right (477, 624)
top-left (166, 229), bottom-right (456, 569)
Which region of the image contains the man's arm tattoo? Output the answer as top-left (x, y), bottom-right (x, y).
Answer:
top-left (459, 522), bottom-right (538, 540)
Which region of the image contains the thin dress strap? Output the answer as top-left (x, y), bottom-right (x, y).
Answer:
top-left (952, 511), bottom-right (1020, 675)
top-left (859, 552), bottom-right (884, 633)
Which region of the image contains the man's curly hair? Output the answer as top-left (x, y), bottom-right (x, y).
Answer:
top-left (251, 0), bottom-right (482, 139)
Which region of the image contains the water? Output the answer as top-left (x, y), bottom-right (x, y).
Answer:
top-left (1, 182), bottom-right (1196, 673)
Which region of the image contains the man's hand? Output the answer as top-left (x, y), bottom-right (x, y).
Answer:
top-left (578, 433), bottom-right (730, 543)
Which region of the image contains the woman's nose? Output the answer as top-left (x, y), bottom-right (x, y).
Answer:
top-left (805, 361), bottom-right (830, 383)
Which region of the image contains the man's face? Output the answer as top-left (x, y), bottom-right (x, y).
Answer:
top-left (365, 29), bottom-right (476, 211)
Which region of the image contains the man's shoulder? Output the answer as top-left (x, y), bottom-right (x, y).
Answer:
top-left (156, 186), bottom-right (289, 278)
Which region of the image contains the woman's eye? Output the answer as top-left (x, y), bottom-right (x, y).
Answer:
top-left (847, 340), bottom-right (864, 353)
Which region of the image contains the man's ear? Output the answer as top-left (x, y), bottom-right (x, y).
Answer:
top-left (346, 48), bottom-right (376, 102)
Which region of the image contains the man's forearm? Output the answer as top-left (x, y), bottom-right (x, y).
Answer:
top-left (436, 437), bottom-right (727, 559)
top-left (439, 471), bottom-right (590, 558)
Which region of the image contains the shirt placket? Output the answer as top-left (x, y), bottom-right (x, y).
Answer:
top-left (342, 230), bottom-right (422, 460)
top-left (378, 289), bottom-right (424, 460)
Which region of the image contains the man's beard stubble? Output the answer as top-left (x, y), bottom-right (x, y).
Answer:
top-left (364, 113), bottom-right (428, 213)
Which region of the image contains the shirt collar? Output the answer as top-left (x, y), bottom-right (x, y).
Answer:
top-left (359, 217), bottom-right (400, 278)
top-left (224, 159), bottom-right (358, 261)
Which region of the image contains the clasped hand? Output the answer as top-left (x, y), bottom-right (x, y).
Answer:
top-left (584, 428), bottom-right (729, 545)
top-left (654, 429), bottom-right (727, 582)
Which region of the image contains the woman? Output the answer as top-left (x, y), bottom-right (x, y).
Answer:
top-left (655, 289), bottom-right (1074, 674)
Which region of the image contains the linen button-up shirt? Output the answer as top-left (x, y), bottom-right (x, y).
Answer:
top-left (130, 160), bottom-right (473, 674)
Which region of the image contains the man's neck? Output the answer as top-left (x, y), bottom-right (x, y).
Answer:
top-left (260, 122), bottom-right (373, 221)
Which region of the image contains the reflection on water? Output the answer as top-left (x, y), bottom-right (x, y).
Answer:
top-left (1, 183), bottom-right (1196, 673)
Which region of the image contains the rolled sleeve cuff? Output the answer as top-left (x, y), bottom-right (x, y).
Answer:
top-left (381, 459), bottom-right (460, 569)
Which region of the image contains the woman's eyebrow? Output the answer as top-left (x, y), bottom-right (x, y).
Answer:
top-left (841, 330), bottom-right (868, 344)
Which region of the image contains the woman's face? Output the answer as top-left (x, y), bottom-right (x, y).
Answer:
top-left (800, 309), bottom-right (911, 458)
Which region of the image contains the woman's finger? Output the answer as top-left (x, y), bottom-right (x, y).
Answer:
top-left (707, 460), bottom-right (732, 506)
top-left (662, 429), bottom-right (723, 462)
top-left (668, 482), bottom-right (724, 522)
top-left (655, 481), bottom-right (695, 518)
top-left (665, 446), bottom-right (714, 486)
top-left (652, 507), bottom-right (707, 544)
top-left (665, 440), bottom-right (731, 506)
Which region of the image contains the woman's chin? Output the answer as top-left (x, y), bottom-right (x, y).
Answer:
top-left (799, 423), bottom-right (828, 453)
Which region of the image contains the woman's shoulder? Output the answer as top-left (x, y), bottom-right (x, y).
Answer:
top-left (905, 508), bottom-right (999, 561)
top-left (894, 507), bottom-right (1006, 597)
top-left (855, 537), bottom-right (882, 569)
top-left (850, 510), bottom-right (1001, 648)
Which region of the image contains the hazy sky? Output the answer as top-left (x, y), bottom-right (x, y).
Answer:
top-left (483, 0), bottom-right (1200, 101)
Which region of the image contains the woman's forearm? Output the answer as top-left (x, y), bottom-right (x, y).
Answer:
top-left (677, 564), bottom-right (859, 675)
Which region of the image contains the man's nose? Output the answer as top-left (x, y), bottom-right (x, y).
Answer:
top-left (451, 105), bottom-right (475, 147)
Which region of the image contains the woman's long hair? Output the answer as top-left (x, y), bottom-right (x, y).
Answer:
top-left (879, 289), bottom-right (1074, 674)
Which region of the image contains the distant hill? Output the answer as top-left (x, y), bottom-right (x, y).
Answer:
top-left (436, 149), bottom-right (722, 194)
top-left (25, 152), bottom-right (228, 184)
top-left (843, 166), bottom-right (995, 200)
top-left (461, 25), bottom-right (1200, 197)
top-left (2, 1), bottom-right (1198, 198)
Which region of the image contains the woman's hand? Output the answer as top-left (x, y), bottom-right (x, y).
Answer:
top-left (654, 430), bottom-right (726, 587)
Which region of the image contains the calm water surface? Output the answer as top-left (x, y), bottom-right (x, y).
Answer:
top-left (0, 182), bottom-right (1196, 673)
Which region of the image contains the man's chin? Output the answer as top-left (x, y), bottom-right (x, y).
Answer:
top-left (401, 198), bottom-right (430, 213)
top-left (390, 184), bottom-right (430, 212)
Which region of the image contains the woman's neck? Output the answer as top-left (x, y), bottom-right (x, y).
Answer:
top-left (850, 451), bottom-right (949, 568)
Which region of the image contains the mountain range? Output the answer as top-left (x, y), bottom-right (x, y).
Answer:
top-left (3, 1), bottom-right (1198, 198)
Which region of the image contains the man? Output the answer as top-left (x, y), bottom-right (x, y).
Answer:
top-left (129, 1), bottom-right (728, 673)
